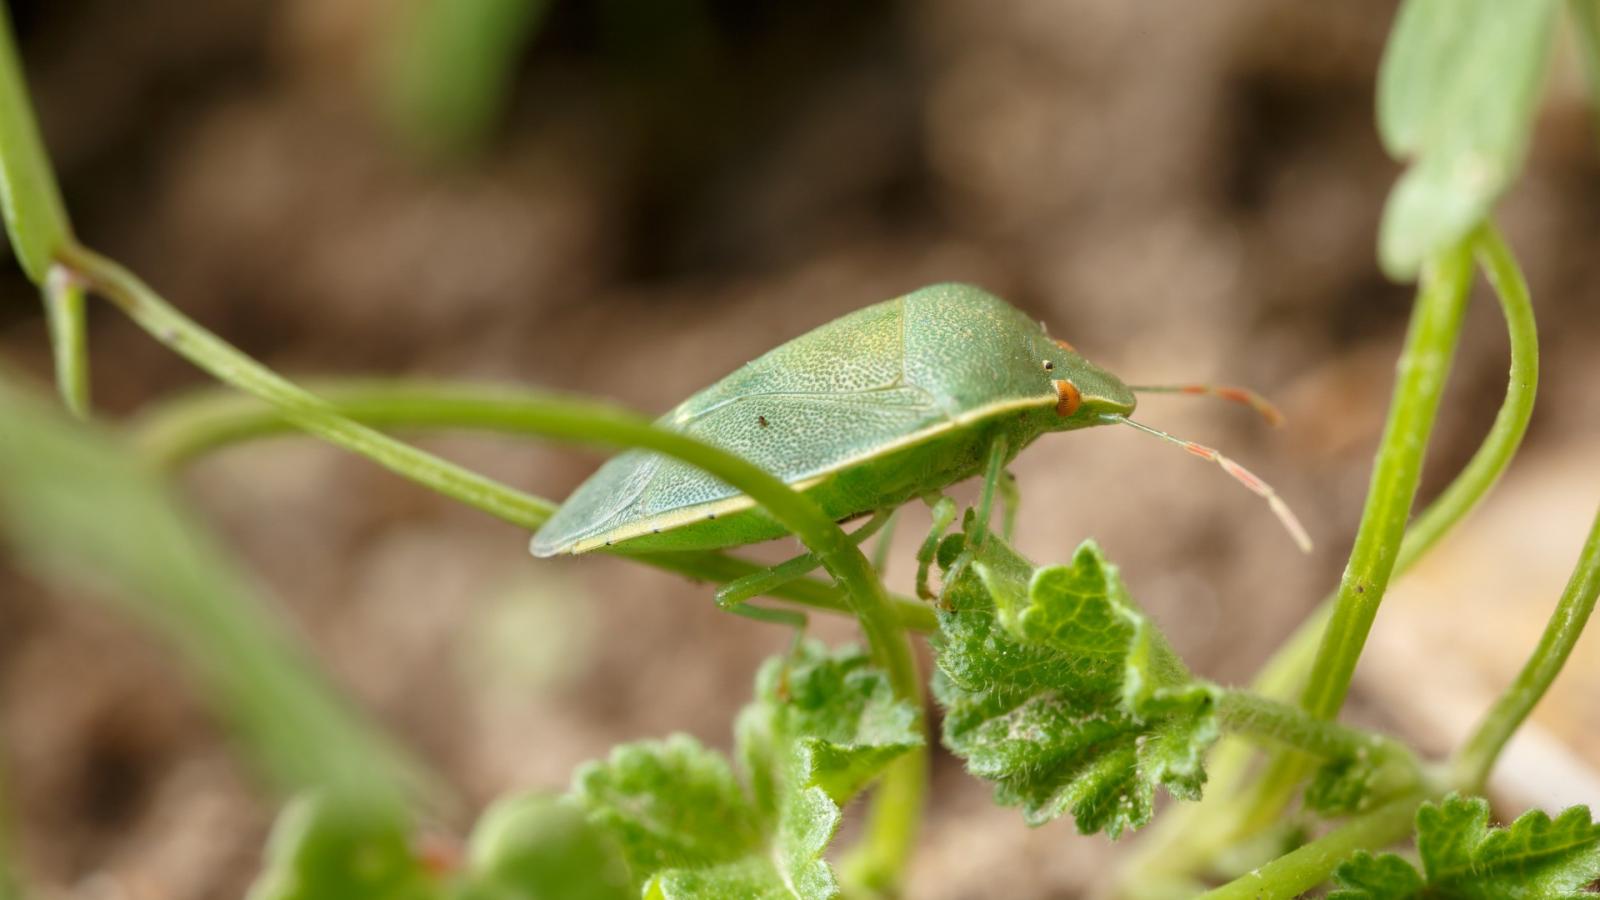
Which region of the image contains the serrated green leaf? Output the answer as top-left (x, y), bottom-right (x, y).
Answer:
top-left (743, 642), bottom-right (923, 809)
top-left (1331, 794), bottom-right (1600, 898)
top-left (247, 796), bottom-right (439, 900)
top-left (464, 793), bottom-right (631, 900)
top-left (1375, 0), bottom-right (1559, 278)
top-left (932, 535), bottom-right (1218, 838)
top-left (575, 735), bottom-right (765, 879)
top-left (572, 642), bottom-right (921, 898)
top-left (1328, 851), bottom-right (1426, 900)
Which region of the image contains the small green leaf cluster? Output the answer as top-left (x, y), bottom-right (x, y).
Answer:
top-left (930, 527), bottom-right (1220, 838)
top-left (249, 640), bottom-right (922, 900)
top-left (1332, 794), bottom-right (1600, 899)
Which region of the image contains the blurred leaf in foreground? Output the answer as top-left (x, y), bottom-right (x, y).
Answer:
top-left (1375, 0), bottom-right (1559, 279)
top-left (465, 793), bottom-right (632, 900)
top-left (932, 530), bottom-right (1219, 838)
top-left (0, 372), bottom-right (425, 895)
top-left (573, 641), bottom-right (922, 898)
top-left (1331, 794), bottom-right (1600, 899)
top-left (0, 370), bottom-right (413, 808)
top-left (248, 797), bottom-right (439, 900)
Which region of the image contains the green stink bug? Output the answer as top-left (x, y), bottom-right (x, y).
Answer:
top-left (531, 284), bottom-right (1308, 603)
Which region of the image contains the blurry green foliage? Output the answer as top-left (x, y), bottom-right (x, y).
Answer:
top-left (0, 3), bottom-right (69, 284)
top-left (0, 370), bottom-right (419, 837)
top-left (1376, 0), bottom-right (1560, 279)
top-left (381, 0), bottom-right (551, 159)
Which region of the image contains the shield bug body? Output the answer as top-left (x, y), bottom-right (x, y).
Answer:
top-left (532, 284), bottom-right (1308, 572)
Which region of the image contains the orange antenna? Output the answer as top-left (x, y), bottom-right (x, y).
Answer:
top-left (1110, 415), bottom-right (1312, 553)
top-left (1128, 384), bottom-right (1285, 428)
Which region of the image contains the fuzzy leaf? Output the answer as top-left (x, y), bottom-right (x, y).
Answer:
top-left (573, 642), bottom-right (921, 898)
top-left (1375, 0), bottom-right (1560, 278)
top-left (1331, 794), bottom-right (1600, 898)
top-left (1328, 852), bottom-right (1426, 900)
top-left (574, 735), bottom-right (764, 879)
top-left (932, 534), bottom-right (1218, 838)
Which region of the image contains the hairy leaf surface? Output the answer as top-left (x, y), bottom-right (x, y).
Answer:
top-left (932, 534), bottom-right (1218, 838)
top-left (1331, 794), bottom-right (1600, 898)
top-left (575, 641), bottom-right (921, 898)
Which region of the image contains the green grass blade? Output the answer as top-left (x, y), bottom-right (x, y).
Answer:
top-left (0, 2), bottom-right (71, 283)
top-left (0, 370), bottom-right (420, 814)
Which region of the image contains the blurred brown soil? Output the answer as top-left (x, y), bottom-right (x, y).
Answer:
top-left (2, 1), bottom-right (1599, 897)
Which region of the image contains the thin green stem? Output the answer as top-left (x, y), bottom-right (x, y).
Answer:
top-left (1393, 225), bottom-right (1541, 574)
top-left (1225, 222), bottom-right (1540, 839)
top-left (61, 242), bottom-right (926, 890)
top-left (1217, 690), bottom-right (1407, 766)
top-left (1198, 791), bottom-right (1428, 900)
top-left (1452, 502), bottom-right (1600, 791)
top-left (130, 379), bottom-right (937, 632)
top-left (1113, 224), bottom-right (1539, 893)
top-left (60, 245), bottom-right (557, 534)
top-left (43, 264), bottom-right (89, 418)
top-left (843, 736), bottom-right (928, 896)
top-left (1300, 239), bottom-right (1474, 720)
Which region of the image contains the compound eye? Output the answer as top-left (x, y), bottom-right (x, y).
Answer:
top-left (1041, 359), bottom-right (1055, 372)
top-left (1053, 379), bottom-right (1081, 417)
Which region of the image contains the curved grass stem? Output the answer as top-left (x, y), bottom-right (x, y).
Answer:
top-left (59, 242), bottom-right (927, 891)
top-left (1119, 222), bottom-right (1538, 892)
top-left (131, 378), bottom-right (937, 633)
top-left (43, 264), bottom-right (90, 418)
top-left (1451, 502), bottom-right (1600, 791)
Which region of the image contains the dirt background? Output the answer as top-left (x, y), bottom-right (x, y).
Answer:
top-left (2, 1), bottom-right (1599, 897)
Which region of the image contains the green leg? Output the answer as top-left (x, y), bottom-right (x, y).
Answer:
top-left (870, 507), bottom-right (901, 576)
top-left (714, 510), bottom-right (892, 612)
top-left (972, 434), bottom-right (1011, 549)
top-left (725, 602), bottom-right (809, 629)
top-left (998, 469), bottom-right (1020, 542)
top-left (934, 436), bottom-right (1013, 604)
top-left (915, 495), bottom-right (958, 601)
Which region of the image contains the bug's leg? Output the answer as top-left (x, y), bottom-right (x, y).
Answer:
top-left (870, 507), bottom-right (901, 576)
top-left (915, 495), bottom-right (958, 601)
top-left (713, 510), bottom-right (892, 612)
top-left (997, 470), bottom-right (1020, 542)
top-left (972, 434), bottom-right (1011, 549)
top-left (725, 601), bottom-right (809, 631)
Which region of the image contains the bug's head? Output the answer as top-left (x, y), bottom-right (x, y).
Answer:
top-left (1037, 338), bottom-right (1136, 429)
